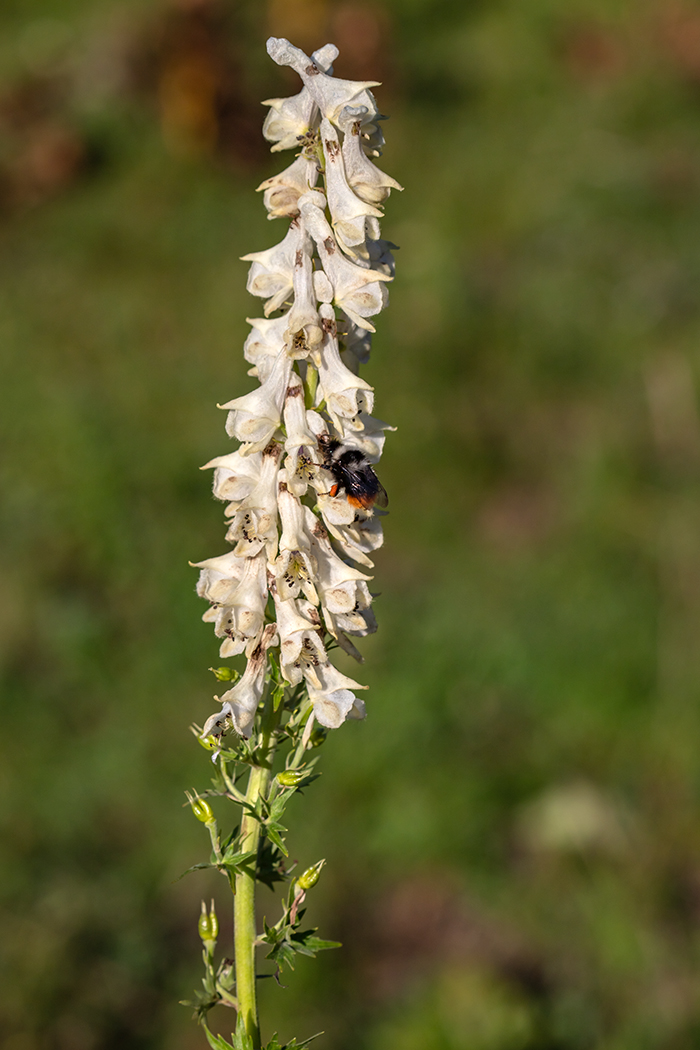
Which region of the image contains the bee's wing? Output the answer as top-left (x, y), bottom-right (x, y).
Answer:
top-left (374, 481), bottom-right (389, 509)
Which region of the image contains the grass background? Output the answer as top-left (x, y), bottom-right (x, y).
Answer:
top-left (3, 0), bottom-right (700, 1047)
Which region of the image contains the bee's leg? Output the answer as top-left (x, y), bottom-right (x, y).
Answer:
top-left (329, 484), bottom-right (339, 497)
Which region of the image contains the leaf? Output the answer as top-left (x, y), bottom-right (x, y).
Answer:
top-left (290, 930), bottom-right (341, 957)
top-left (265, 825), bottom-right (289, 857)
top-left (203, 1027), bottom-right (234, 1050)
top-left (175, 862), bottom-right (214, 881)
top-left (233, 1014), bottom-right (256, 1050)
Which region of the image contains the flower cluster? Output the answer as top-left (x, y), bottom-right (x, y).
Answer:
top-left (195, 37), bottom-right (400, 741)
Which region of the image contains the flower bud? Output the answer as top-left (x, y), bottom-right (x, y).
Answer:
top-left (198, 899), bottom-right (219, 950)
top-left (209, 666), bottom-right (238, 682)
top-left (187, 791), bottom-right (215, 825)
top-left (276, 769), bottom-right (308, 787)
top-left (295, 859), bottom-right (325, 891)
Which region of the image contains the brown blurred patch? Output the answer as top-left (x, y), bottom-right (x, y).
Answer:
top-left (556, 19), bottom-right (627, 84)
top-left (0, 75), bottom-right (88, 211)
top-left (658, 1), bottom-right (700, 83)
top-left (130, 0), bottom-right (267, 166)
top-left (342, 872), bottom-right (548, 1004)
top-left (330, 4), bottom-right (392, 83)
top-left (266, 0), bottom-right (329, 54)
top-left (477, 483), bottom-right (557, 550)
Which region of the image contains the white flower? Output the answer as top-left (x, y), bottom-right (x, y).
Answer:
top-left (274, 478), bottom-right (318, 603)
top-left (193, 549), bottom-right (244, 605)
top-left (316, 303), bottom-right (374, 429)
top-left (304, 661), bottom-right (367, 729)
top-left (283, 221), bottom-right (323, 353)
top-left (200, 448), bottom-right (262, 508)
top-left (201, 552), bottom-right (268, 658)
top-left (306, 509), bottom-right (373, 634)
top-left (273, 592), bottom-right (326, 686)
top-left (225, 443), bottom-right (281, 559)
top-left (261, 43), bottom-right (338, 151)
top-left (243, 313), bottom-right (291, 381)
top-left (337, 312), bottom-right (372, 364)
top-left (241, 221), bottom-right (303, 316)
top-left (300, 194), bottom-right (391, 331)
top-left (282, 375), bottom-right (324, 497)
top-left (202, 624), bottom-right (278, 739)
top-left (316, 497), bottom-right (384, 568)
top-left (257, 153), bottom-right (319, 219)
top-left (320, 118), bottom-right (383, 257)
top-left (266, 38), bottom-right (381, 127)
top-left (337, 412), bottom-right (396, 463)
top-left (221, 349), bottom-right (291, 452)
top-left (339, 107), bottom-right (403, 206)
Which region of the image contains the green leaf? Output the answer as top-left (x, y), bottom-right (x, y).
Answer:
top-left (233, 1014), bottom-right (255, 1050)
top-left (265, 825), bottom-right (289, 856)
top-left (175, 862), bottom-right (214, 881)
top-left (204, 1028), bottom-right (234, 1050)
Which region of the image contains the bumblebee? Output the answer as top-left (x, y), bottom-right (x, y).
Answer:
top-left (319, 436), bottom-right (388, 511)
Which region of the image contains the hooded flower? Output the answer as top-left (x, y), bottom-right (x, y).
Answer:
top-left (282, 375), bottom-right (324, 497)
top-left (300, 194), bottom-right (391, 331)
top-left (304, 661), bottom-right (368, 729)
top-left (243, 313), bottom-right (292, 381)
top-left (201, 552), bottom-right (268, 658)
top-left (202, 624), bottom-right (278, 738)
top-left (257, 153), bottom-right (319, 219)
top-left (266, 38), bottom-right (381, 127)
top-left (315, 303), bottom-right (374, 429)
top-left (241, 221), bottom-right (303, 315)
top-left (274, 477), bottom-right (318, 603)
top-left (225, 442), bottom-right (281, 559)
top-left (338, 106), bottom-right (403, 206)
top-left (283, 220), bottom-right (323, 353)
top-left (320, 118), bottom-right (383, 257)
top-left (221, 349), bottom-right (291, 452)
top-left (261, 43), bottom-right (338, 151)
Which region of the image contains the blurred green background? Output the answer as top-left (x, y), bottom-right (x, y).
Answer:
top-left (3, 0), bottom-right (700, 1047)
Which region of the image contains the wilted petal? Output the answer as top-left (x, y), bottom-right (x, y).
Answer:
top-left (221, 350), bottom-right (292, 453)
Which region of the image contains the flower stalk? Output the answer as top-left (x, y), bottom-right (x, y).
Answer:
top-left (182, 36), bottom-right (400, 1050)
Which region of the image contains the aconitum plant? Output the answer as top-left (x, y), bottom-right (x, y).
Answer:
top-left (183, 37), bottom-right (401, 1050)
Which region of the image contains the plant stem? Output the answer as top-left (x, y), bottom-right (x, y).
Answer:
top-left (234, 695), bottom-right (280, 1048)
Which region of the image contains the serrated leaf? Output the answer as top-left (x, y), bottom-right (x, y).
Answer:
top-left (233, 1014), bottom-right (256, 1050)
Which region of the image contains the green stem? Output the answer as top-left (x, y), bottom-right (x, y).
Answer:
top-left (234, 694), bottom-right (280, 1048)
